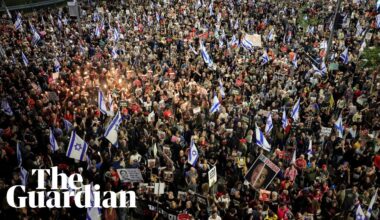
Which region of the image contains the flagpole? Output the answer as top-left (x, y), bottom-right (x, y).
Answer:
top-left (325, 0), bottom-right (342, 60)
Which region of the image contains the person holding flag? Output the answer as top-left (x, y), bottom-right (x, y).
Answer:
top-left (255, 124), bottom-right (271, 152)
top-left (210, 95), bottom-right (220, 114)
top-left (66, 131), bottom-right (88, 161)
top-left (188, 139), bottom-right (199, 167)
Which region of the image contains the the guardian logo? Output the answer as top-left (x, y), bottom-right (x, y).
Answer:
top-left (6, 167), bottom-right (136, 208)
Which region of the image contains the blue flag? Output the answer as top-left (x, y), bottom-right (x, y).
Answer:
top-left (188, 139), bottom-right (199, 166)
top-left (66, 131), bottom-right (88, 161)
top-left (49, 128), bottom-right (59, 152)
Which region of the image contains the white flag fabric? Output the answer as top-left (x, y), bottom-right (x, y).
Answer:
top-left (188, 139), bottom-right (199, 166)
top-left (282, 107), bottom-right (288, 129)
top-left (20, 166), bottom-right (28, 186)
top-left (291, 98), bottom-right (300, 121)
top-left (210, 95), bottom-right (220, 113)
top-left (148, 111), bottom-right (155, 122)
top-left (291, 149), bottom-right (296, 164)
top-left (265, 112), bottom-right (273, 134)
top-left (66, 131), bottom-right (88, 161)
top-left (366, 188), bottom-right (378, 219)
top-left (17, 142), bottom-right (22, 167)
top-left (255, 125), bottom-right (271, 152)
top-left (334, 114), bottom-right (344, 138)
top-left (98, 90), bottom-right (108, 114)
top-left (104, 111), bottom-right (123, 147)
top-left (49, 128), bottom-right (59, 152)
top-left (307, 139), bottom-right (313, 160)
top-left (356, 204), bottom-right (365, 220)
top-left (87, 183), bottom-right (101, 220)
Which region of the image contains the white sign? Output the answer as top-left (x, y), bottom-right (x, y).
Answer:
top-left (154, 182), bottom-right (165, 195)
top-left (117, 168), bottom-right (144, 183)
top-left (245, 34), bottom-right (262, 47)
top-left (208, 166), bottom-right (217, 187)
top-left (321, 127), bottom-right (332, 137)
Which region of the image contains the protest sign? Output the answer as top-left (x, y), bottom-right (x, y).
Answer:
top-left (117, 168), bottom-right (144, 183)
top-left (208, 166), bottom-right (217, 187)
top-left (244, 154), bottom-right (280, 190)
top-left (245, 34), bottom-right (262, 47)
top-left (321, 127), bottom-right (332, 137)
top-left (259, 189), bottom-right (271, 201)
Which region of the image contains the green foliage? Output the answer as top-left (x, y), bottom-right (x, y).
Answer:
top-left (360, 46), bottom-right (380, 69)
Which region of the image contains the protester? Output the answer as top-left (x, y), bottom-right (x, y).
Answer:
top-left (0, 0), bottom-right (380, 220)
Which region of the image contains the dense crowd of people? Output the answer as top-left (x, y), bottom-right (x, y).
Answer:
top-left (0, 0), bottom-right (380, 219)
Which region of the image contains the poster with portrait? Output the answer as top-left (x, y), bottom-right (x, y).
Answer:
top-left (163, 171), bottom-right (174, 182)
top-left (148, 159), bottom-right (156, 169)
top-left (117, 168), bottom-right (144, 183)
top-left (244, 154), bottom-right (280, 190)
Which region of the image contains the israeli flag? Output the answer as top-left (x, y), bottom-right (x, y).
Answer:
top-left (17, 142), bottom-right (22, 167)
top-left (98, 90), bottom-right (108, 114)
top-left (282, 107), bottom-right (288, 129)
top-left (307, 139), bottom-right (313, 160)
top-left (14, 15), bottom-right (22, 30)
top-left (292, 54), bottom-right (298, 69)
top-left (87, 186), bottom-right (101, 220)
top-left (241, 38), bottom-right (254, 51)
top-left (62, 118), bottom-right (73, 132)
top-left (104, 111), bottom-right (123, 147)
top-left (261, 51), bottom-right (269, 65)
top-left (218, 79), bottom-right (225, 98)
top-left (95, 24), bottom-right (100, 37)
top-left (57, 18), bottom-right (62, 30)
top-left (265, 112), bottom-right (273, 134)
top-left (1, 99), bottom-right (13, 116)
top-left (20, 166), bottom-right (28, 186)
top-left (32, 31), bottom-right (41, 46)
top-left (200, 42), bottom-right (213, 65)
top-left (340, 48), bottom-right (349, 64)
top-left (268, 29), bottom-right (274, 41)
top-left (312, 64), bottom-right (323, 76)
top-left (377, 0), bottom-right (380, 11)
top-left (49, 128), bottom-right (59, 152)
top-left (188, 139), bottom-right (199, 166)
top-left (209, 0), bottom-right (214, 16)
top-left (291, 98), bottom-right (300, 121)
top-left (234, 20), bottom-right (239, 30)
top-left (111, 47), bottom-right (118, 59)
top-left (210, 95), bottom-right (220, 113)
top-left (113, 28), bottom-right (120, 42)
top-left (366, 188), bottom-right (378, 219)
top-left (229, 35), bottom-right (239, 47)
top-left (93, 11), bottom-right (100, 22)
top-left (376, 14), bottom-right (380, 29)
top-left (320, 61), bottom-right (327, 76)
top-left (189, 44), bottom-right (198, 55)
top-left (21, 52), bottom-right (29, 66)
top-left (66, 131), bottom-right (88, 161)
top-left (356, 205), bottom-right (365, 220)
top-left (53, 58), bottom-right (61, 72)
top-left (334, 114), bottom-right (344, 138)
top-left (255, 125), bottom-right (271, 152)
